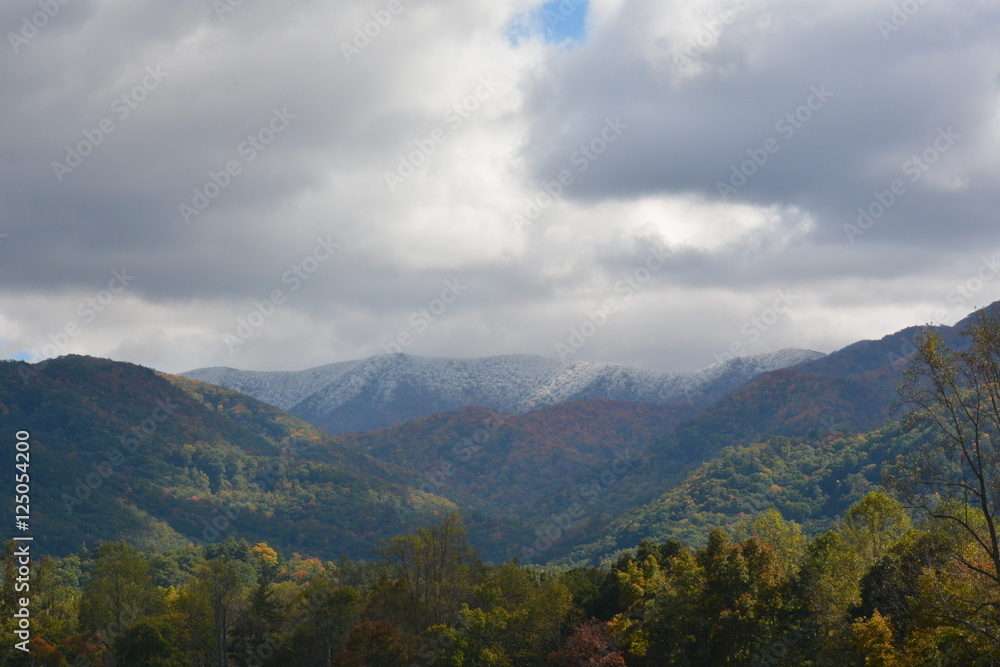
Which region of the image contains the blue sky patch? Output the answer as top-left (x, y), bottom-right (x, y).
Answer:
top-left (509, 0), bottom-right (589, 46)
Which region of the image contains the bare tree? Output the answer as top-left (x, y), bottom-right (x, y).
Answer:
top-left (891, 312), bottom-right (1000, 633)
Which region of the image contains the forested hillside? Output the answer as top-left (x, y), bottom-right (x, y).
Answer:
top-left (559, 420), bottom-right (933, 566)
top-left (0, 356), bottom-right (456, 560)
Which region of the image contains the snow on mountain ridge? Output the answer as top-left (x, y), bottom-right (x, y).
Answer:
top-left (182, 349), bottom-right (825, 427)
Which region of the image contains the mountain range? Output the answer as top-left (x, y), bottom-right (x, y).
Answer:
top-left (181, 348), bottom-right (826, 434)
top-left (4, 302), bottom-right (998, 566)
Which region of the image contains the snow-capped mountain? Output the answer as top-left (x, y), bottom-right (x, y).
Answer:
top-left (181, 350), bottom-right (825, 434)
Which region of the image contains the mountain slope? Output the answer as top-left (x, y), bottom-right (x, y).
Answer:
top-left (795, 303), bottom-right (1000, 377)
top-left (481, 364), bottom-right (903, 564)
top-left (555, 418), bottom-right (935, 567)
top-left (321, 362), bottom-right (898, 564)
top-left (538, 306), bottom-right (1000, 565)
top-left (182, 349), bottom-right (825, 434)
top-left (338, 398), bottom-right (693, 521)
top-left (0, 356), bottom-right (456, 559)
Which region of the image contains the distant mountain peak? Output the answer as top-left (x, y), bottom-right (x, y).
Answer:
top-left (182, 349), bottom-right (825, 434)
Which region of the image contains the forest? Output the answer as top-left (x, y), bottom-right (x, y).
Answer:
top-left (0, 498), bottom-right (998, 666)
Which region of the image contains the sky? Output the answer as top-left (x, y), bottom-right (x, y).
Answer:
top-left (1, 0), bottom-right (999, 375)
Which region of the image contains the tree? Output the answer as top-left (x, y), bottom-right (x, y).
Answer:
top-left (333, 621), bottom-right (410, 666)
top-left (372, 514), bottom-right (481, 634)
top-left (234, 542), bottom-right (281, 661)
top-left (851, 610), bottom-right (900, 667)
top-left (558, 567), bottom-right (621, 623)
top-left (30, 556), bottom-right (80, 659)
top-left (79, 542), bottom-right (162, 653)
top-left (294, 572), bottom-right (362, 665)
top-left (113, 620), bottom-right (185, 666)
top-left (691, 530), bottom-right (789, 664)
top-left (840, 491), bottom-right (910, 569)
top-left (456, 563), bottom-right (574, 665)
top-left (609, 552), bottom-right (668, 658)
top-left (735, 508), bottom-right (807, 577)
top-left (549, 620), bottom-right (626, 667)
top-left (188, 558), bottom-right (252, 666)
top-left (620, 530), bottom-right (791, 665)
top-left (893, 313), bottom-right (1000, 635)
top-left (789, 530), bottom-right (864, 664)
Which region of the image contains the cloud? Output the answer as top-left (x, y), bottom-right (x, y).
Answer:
top-left (1, 0), bottom-right (999, 374)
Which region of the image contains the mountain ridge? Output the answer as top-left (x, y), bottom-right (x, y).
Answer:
top-left (182, 348), bottom-right (826, 434)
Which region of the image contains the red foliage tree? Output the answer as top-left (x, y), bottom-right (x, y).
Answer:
top-left (548, 619), bottom-right (626, 667)
top-left (333, 621), bottom-right (410, 667)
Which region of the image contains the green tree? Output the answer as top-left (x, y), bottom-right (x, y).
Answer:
top-left (31, 556), bottom-right (80, 658)
top-left (174, 582), bottom-right (215, 664)
top-left (291, 572), bottom-right (362, 665)
top-left (609, 552), bottom-right (669, 658)
top-left (735, 508), bottom-right (807, 577)
top-left (634, 530), bottom-right (791, 665)
top-left (857, 524), bottom-right (999, 659)
top-left (79, 541), bottom-right (163, 660)
top-left (792, 530), bottom-right (863, 664)
top-left (188, 557), bottom-right (252, 666)
top-left (840, 491), bottom-right (910, 569)
top-left (558, 567), bottom-right (621, 623)
top-left (371, 514), bottom-right (481, 634)
top-left (455, 563), bottom-right (574, 665)
top-left (114, 620), bottom-right (186, 666)
top-left (234, 542), bottom-right (282, 663)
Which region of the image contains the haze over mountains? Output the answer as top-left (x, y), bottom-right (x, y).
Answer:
top-left (182, 348), bottom-right (826, 434)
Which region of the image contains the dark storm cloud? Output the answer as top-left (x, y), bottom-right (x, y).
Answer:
top-left (1, 0), bottom-right (998, 373)
top-left (521, 0), bottom-right (999, 247)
